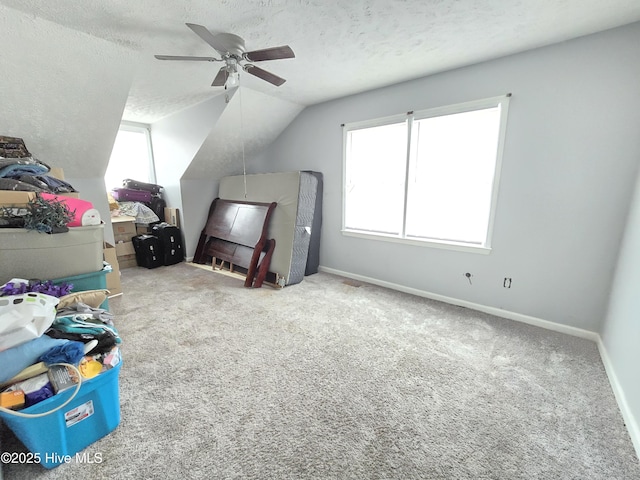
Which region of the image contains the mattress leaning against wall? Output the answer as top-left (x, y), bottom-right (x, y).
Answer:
top-left (218, 171), bottom-right (321, 286)
top-left (303, 171), bottom-right (323, 276)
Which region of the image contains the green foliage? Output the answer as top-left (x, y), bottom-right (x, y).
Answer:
top-left (23, 194), bottom-right (74, 233)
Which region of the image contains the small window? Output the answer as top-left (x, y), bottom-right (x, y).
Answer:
top-left (343, 95), bottom-right (510, 252)
top-left (105, 123), bottom-right (155, 191)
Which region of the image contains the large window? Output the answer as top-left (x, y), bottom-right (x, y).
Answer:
top-left (343, 95), bottom-right (510, 252)
top-left (105, 123), bottom-right (155, 191)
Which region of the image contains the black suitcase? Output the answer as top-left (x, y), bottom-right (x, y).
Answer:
top-left (151, 223), bottom-right (184, 266)
top-left (132, 234), bottom-right (163, 269)
top-left (122, 178), bottom-right (163, 194)
top-left (149, 195), bottom-right (166, 221)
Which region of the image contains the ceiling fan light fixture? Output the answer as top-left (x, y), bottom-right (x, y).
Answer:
top-left (226, 70), bottom-right (240, 88)
top-left (224, 59), bottom-right (240, 88)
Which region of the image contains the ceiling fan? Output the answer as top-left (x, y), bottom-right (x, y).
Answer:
top-left (155, 23), bottom-right (295, 88)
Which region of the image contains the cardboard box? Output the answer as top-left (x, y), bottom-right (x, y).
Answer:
top-left (115, 240), bottom-right (135, 257)
top-left (0, 225), bottom-right (104, 281)
top-left (136, 224), bottom-right (152, 235)
top-left (111, 216), bottom-right (136, 238)
top-left (164, 207), bottom-right (180, 228)
top-left (118, 254), bottom-right (137, 269)
top-left (103, 243), bottom-right (122, 296)
top-left (0, 190), bottom-right (36, 207)
top-left (48, 167), bottom-right (65, 180)
top-left (60, 191), bottom-right (80, 199)
top-left (114, 233), bottom-right (134, 244)
top-left (112, 216), bottom-right (136, 243)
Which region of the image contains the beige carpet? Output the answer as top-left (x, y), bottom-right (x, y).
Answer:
top-left (2, 262), bottom-right (639, 479)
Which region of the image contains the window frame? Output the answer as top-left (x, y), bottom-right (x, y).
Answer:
top-left (105, 121), bottom-right (157, 191)
top-left (341, 95), bottom-right (511, 254)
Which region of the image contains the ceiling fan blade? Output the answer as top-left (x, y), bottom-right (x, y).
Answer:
top-left (244, 45), bottom-right (295, 62)
top-left (244, 64), bottom-right (286, 86)
top-left (155, 55), bottom-right (219, 61)
top-left (212, 66), bottom-right (229, 87)
top-left (211, 33), bottom-right (246, 56)
top-left (186, 23), bottom-right (230, 54)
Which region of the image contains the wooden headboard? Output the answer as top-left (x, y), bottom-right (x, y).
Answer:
top-left (193, 198), bottom-right (277, 287)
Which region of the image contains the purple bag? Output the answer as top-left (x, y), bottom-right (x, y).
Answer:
top-left (111, 187), bottom-right (152, 203)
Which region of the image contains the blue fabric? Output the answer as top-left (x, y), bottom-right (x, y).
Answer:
top-left (39, 341), bottom-right (86, 366)
top-left (32, 175), bottom-right (77, 193)
top-left (0, 336), bottom-right (69, 384)
top-left (53, 315), bottom-right (121, 343)
top-left (0, 164), bottom-right (49, 178)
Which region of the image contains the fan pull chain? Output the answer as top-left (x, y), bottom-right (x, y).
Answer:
top-left (239, 84), bottom-right (247, 199)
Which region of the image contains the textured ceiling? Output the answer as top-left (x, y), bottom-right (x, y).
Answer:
top-left (3, 0), bottom-right (640, 124)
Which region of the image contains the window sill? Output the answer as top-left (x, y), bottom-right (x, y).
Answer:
top-left (341, 229), bottom-right (492, 255)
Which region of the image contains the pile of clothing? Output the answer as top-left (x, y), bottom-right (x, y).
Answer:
top-left (0, 157), bottom-right (76, 195)
top-left (0, 279), bottom-right (121, 411)
top-left (1, 135), bottom-right (80, 228)
top-left (0, 142), bottom-right (77, 194)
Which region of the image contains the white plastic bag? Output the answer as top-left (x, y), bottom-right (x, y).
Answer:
top-left (0, 292), bottom-right (59, 352)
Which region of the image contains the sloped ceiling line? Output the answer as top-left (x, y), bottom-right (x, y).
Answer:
top-left (183, 86), bottom-right (304, 180)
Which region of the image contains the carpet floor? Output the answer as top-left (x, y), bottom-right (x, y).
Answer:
top-left (2, 262), bottom-right (639, 479)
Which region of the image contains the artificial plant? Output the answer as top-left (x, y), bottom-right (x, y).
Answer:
top-left (23, 193), bottom-right (73, 233)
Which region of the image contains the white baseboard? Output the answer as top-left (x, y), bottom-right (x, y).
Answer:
top-left (318, 265), bottom-right (639, 460)
top-left (597, 339), bottom-right (640, 459)
top-left (319, 266), bottom-right (598, 341)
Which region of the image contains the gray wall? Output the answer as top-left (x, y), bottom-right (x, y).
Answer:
top-left (0, 5), bottom-right (137, 250)
top-left (260, 23), bottom-right (640, 333)
top-left (151, 95), bottom-right (231, 213)
top-left (180, 178), bottom-right (220, 258)
top-left (0, 6), bottom-right (136, 179)
top-left (150, 94), bottom-right (231, 255)
top-left (170, 87), bottom-right (302, 257)
top-left (65, 177), bottom-right (115, 245)
top-left (602, 165), bottom-right (640, 453)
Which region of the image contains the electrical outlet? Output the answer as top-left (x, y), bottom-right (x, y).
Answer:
top-left (503, 277), bottom-right (512, 288)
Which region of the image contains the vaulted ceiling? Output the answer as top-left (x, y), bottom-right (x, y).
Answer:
top-left (3, 0), bottom-right (640, 124)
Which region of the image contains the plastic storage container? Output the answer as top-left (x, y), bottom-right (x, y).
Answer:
top-left (0, 225), bottom-right (104, 281)
top-left (0, 362), bottom-right (122, 469)
top-left (51, 264), bottom-right (112, 310)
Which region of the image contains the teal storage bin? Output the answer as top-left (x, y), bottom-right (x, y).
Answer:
top-left (51, 263), bottom-right (111, 310)
top-left (0, 362), bottom-right (122, 469)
